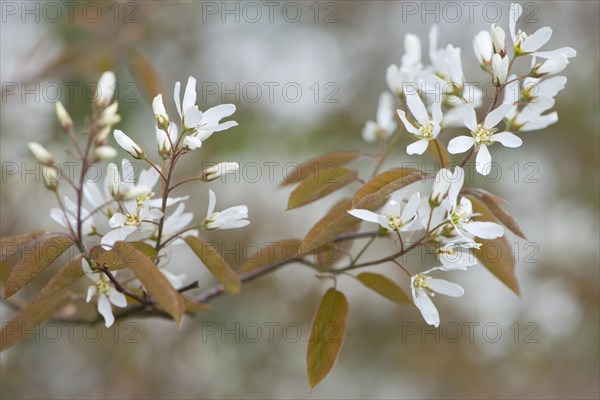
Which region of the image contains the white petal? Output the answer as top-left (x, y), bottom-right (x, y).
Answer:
top-left (50, 208), bottom-right (68, 228)
top-left (397, 110), bottom-right (420, 135)
top-left (362, 121), bottom-right (378, 142)
top-left (484, 103), bottom-right (512, 129)
top-left (413, 289), bottom-right (440, 327)
top-left (492, 131), bottom-right (522, 148)
top-left (86, 285), bottom-right (97, 302)
top-left (428, 279), bottom-right (465, 297)
top-left (475, 145), bottom-right (492, 176)
top-left (218, 220), bottom-right (250, 230)
top-left (447, 136), bottom-right (474, 154)
top-left (108, 288), bottom-right (127, 308)
top-left (509, 3), bottom-right (523, 43)
top-left (207, 189), bottom-right (217, 216)
top-left (406, 92), bottom-right (429, 127)
top-left (521, 27), bottom-right (552, 53)
top-left (101, 226), bottom-right (137, 248)
top-left (108, 213), bottom-right (127, 228)
top-left (182, 76), bottom-right (197, 115)
top-left (97, 294), bottom-right (115, 328)
top-left (183, 136), bottom-right (202, 150)
top-left (462, 104), bottom-right (478, 131)
top-left (406, 139), bottom-right (430, 155)
top-left (464, 221), bottom-right (504, 239)
top-left (448, 166), bottom-right (465, 208)
top-left (202, 104), bottom-right (236, 125)
top-left (401, 192), bottom-right (421, 222)
top-left (173, 81), bottom-right (182, 118)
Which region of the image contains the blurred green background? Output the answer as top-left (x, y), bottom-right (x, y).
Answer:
top-left (1, 1), bottom-right (598, 399)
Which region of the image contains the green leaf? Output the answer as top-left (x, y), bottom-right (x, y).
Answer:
top-left (185, 237), bottom-right (242, 294)
top-left (0, 230), bottom-right (46, 262)
top-left (356, 272), bottom-right (411, 304)
top-left (300, 199), bottom-right (361, 254)
top-left (287, 167), bottom-right (358, 210)
top-left (306, 288), bottom-right (349, 388)
top-left (4, 235), bottom-right (74, 298)
top-left (110, 242), bottom-right (186, 325)
top-left (352, 168), bottom-right (425, 210)
top-left (281, 150), bottom-right (362, 185)
top-left (130, 241), bottom-right (159, 259)
top-left (467, 189), bottom-right (527, 239)
top-left (468, 195), bottom-right (520, 296)
top-left (1, 290), bottom-right (70, 351)
top-left (239, 239), bottom-right (301, 274)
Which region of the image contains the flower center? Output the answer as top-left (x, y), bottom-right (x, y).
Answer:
top-left (96, 278), bottom-right (110, 296)
top-left (450, 204), bottom-right (471, 227)
top-left (473, 124), bottom-right (495, 145)
top-left (419, 123), bottom-right (434, 139)
top-left (125, 213), bottom-right (141, 226)
top-left (413, 274), bottom-right (434, 295)
top-left (386, 215), bottom-right (405, 231)
top-left (516, 30), bottom-right (528, 46)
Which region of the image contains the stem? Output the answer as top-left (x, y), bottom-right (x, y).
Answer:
top-left (143, 157), bottom-right (168, 182)
top-left (432, 139), bottom-right (446, 168)
top-left (96, 266), bottom-right (148, 304)
top-left (349, 234), bottom-right (377, 267)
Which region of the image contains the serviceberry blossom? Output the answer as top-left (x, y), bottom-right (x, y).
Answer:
top-left (82, 258), bottom-right (126, 328)
top-left (362, 92), bottom-right (397, 142)
top-left (436, 239), bottom-right (481, 271)
top-left (348, 192), bottom-right (421, 232)
top-left (448, 104), bottom-right (522, 176)
top-left (386, 34), bottom-right (423, 96)
top-left (509, 3), bottom-right (553, 54)
top-left (113, 129), bottom-right (144, 159)
top-left (50, 196), bottom-right (95, 236)
top-left (397, 92), bottom-right (442, 155)
top-left (152, 203), bottom-right (198, 246)
top-left (411, 268), bottom-right (465, 328)
top-left (202, 189), bottom-right (249, 230)
top-left (96, 71), bottom-right (116, 108)
top-left (473, 30), bottom-right (493, 65)
top-left (492, 54), bottom-right (509, 86)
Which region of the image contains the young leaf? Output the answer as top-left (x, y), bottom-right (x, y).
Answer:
top-left (287, 167), bottom-right (358, 210)
top-left (0, 230), bottom-right (46, 262)
top-left (282, 150), bottom-right (362, 185)
top-left (307, 288), bottom-right (349, 388)
top-left (183, 296), bottom-right (212, 312)
top-left (35, 255), bottom-right (84, 301)
top-left (467, 189), bottom-right (527, 239)
top-left (352, 168), bottom-right (425, 210)
top-left (4, 235), bottom-right (74, 298)
top-left (300, 199), bottom-right (361, 254)
top-left (1, 290), bottom-right (69, 351)
top-left (111, 242), bottom-right (186, 325)
top-left (239, 239), bottom-right (301, 274)
top-left (356, 272), bottom-right (411, 304)
top-left (467, 195), bottom-right (520, 296)
top-left (185, 237), bottom-right (242, 294)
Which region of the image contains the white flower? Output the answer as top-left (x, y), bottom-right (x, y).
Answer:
top-left (431, 43), bottom-right (464, 88)
top-left (82, 258), bottom-right (127, 328)
top-left (397, 92), bottom-right (442, 155)
top-left (154, 202), bottom-right (198, 246)
top-left (447, 104), bottom-right (522, 176)
top-left (520, 76), bottom-right (567, 102)
top-left (50, 196), bottom-right (95, 235)
top-left (113, 129), bottom-right (144, 159)
top-left (402, 33), bottom-right (422, 70)
top-left (96, 71), bottom-right (116, 107)
top-left (491, 24), bottom-right (506, 54)
top-left (173, 76), bottom-right (238, 147)
top-left (203, 189), bottom-right (249, 230)
top-left (152, 94), bottom-right (169, 127)
top-left (93, 146), bottom-right (117, 161)
top-left (506, 97), bottom-right (558, 132)
top-left (411, 268), bottom-right (464, 328)
top-left (201, 162), bottom-right (240, 182)
top-left (55, 101), bottom-right (72, 129)
top-left (28, 142), bottom-right (54, 164)
top-left (492, 54), bottom-right (509, 86)
top-left (348, 192), bottom-right (421, 232)
top-left (43, 166), bottom-right (60, 190)
top-left (443, 168), bottom-right (504, 239)
top-left (102, 201), bottom-right (163, 247)
top-left (430, 167), bottom-right (459, 206)
top-left (99, 102), bottom-right (121, 126)
top-left (533, 54), bottom-right (569, 77)
top-left (437, 239), bottom-right (480, 271)
top-left (509, 3), bottom-right (552, 54)
top-left (362, 92), bottom-right (397, 142)
top-left (385, 33), bottom-right (424, 96)
top-left (155, 122), bottom-right (179, 157)
top-left (473, 30), bottom-right (493, 64)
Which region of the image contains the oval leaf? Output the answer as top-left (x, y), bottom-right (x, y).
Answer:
top-left (239, 239), bottom-right (301, 274)
top-left (282, 150), bottom-right (362, 185)
top-left (185, 237), bottom-right (241, 294)
top-left (467, 196), bottom-right (520, 296)
top-left (287, 167), bottom-right (358, 210)
top-left (1, 230), bottom-right (46, 262)
top-left (307, 288), bottom-right (349, 388)
top-left (4, 235), bottom-right (74, 298)
top-left (110, 242), bottom-right (185, 325)
top-left (352, 168), bottom-right (425, 210)
top-left (357, 272), bottom-right (411, 304)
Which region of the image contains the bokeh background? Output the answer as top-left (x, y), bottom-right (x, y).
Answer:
top-left (1, 1), bottom-right (598, 399)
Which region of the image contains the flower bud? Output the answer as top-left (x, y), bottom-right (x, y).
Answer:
top-left (95, 126), bottom-right (111, 146)
top-left (430, 168), bottom-right (452, 206)
top-left (28, 142), bottom-right (55, 164)
top-left (492, 54), bottom-right (509, 86)
top-left (107, 163), bottom-right (120, 197)
top-left (99, 102), bottom-right (121, 126)
top-left (43, 166), bottom-right (60, 190)
top-left (533, 54), bottom-right (569, 77)
top-left (96, 71), bottom-right (116, 108)
top-left (93, 146), bottom-right (117, 161)
top-left (491, 24), bottom-right (506, 54)
top-left (113, 129), bottom-right (144, 159)
top-left (201, 162), bottom-right (239, 182)
top-left (55, 101), bottom-right (72, 130)
top-left (122, 185), bottom-right (151, 200)
top-left (473, 31), bottom-right (493, 65)
top-left (152, 94), bottom-right (170, 130)
top-left (155, 126), bottom-right (172, 158)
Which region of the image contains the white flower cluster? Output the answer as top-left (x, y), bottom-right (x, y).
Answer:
top-left (34, 73), bottom-right (249, 327)
top-left (355, 3), bottom-right (575, 326)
